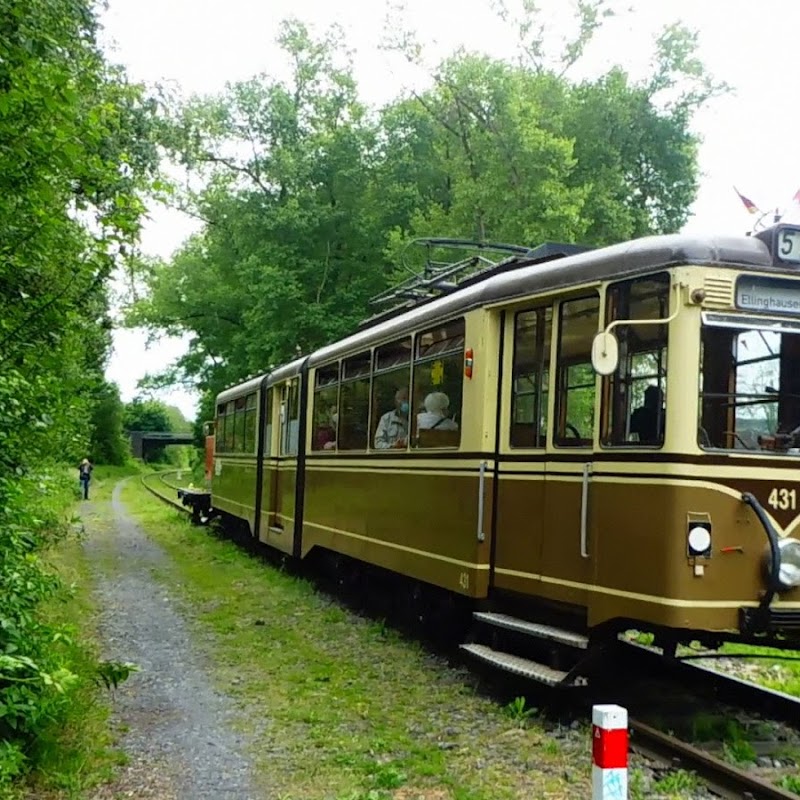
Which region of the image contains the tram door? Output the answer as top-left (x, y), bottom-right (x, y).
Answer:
top-left (272, 379), bottom-right (300, 533)
top-left (539, 295), bottom-right (601, 610)
top-left (261, 387), bottom-right (277, 532)
top-left (493, 306), bottom-right (551, 594)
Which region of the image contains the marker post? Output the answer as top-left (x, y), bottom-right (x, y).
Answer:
top-left (592, 704), bottom-right (628, 800)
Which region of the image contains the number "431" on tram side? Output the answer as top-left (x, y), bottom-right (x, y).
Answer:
top-left (768, 487), bottom-right (798, 512)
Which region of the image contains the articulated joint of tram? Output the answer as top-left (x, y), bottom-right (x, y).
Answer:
top-left (739, 492), bottom-right (800, 637)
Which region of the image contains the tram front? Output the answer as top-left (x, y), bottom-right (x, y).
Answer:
top-left (591, 223), bottom-right (800, 649)
top-left (693, 226), bottom-right (800, 643)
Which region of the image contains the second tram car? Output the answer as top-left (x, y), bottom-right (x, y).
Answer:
top-left (198, 225), bottom-right (800, 686)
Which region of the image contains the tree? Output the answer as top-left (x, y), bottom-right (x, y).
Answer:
top-left (0, 0), bottom-right (159, 782)
top-left (124, 398), bottom-right (174, 463)
top-left (90, 382), bottom-right (130, 465)
top-left (128, 5), bottom-right (724, 409)
top-left (129, 20), bottom-right (390, 401)
top-left (164, 404), bottom-right (193, 433)
top-left (123, 398), bottom-right (172, 433)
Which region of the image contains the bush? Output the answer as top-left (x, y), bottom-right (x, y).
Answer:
top-left (0, 468), bottom-right (78, 784)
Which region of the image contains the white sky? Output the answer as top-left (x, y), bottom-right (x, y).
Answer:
top-left (101, 0), bottom-right (800, 420)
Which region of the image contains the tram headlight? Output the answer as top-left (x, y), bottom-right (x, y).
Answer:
top-left (687, 523), bottom-right (712, 558)
top-left (776, 537), bottom-right (800, 590)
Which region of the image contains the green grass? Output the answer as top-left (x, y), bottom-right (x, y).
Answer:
top-left (651, 769), bottom-right (701, 797)
top-left (115, 478), bottom-right (590, 800)
top-left (719, 643), bottom-right (800, 696)
top-left (19, 509), bottom-right (128, 798)
top-left (85, 462), bottom-right (150, 502)
top-left (778, 773), bottom-right (800, 793)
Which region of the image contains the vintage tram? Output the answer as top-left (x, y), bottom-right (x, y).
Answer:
top-left (191, 224), bottom-right (800, 686)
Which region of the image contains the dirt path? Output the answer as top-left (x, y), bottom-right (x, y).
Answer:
top-left (80, 481), bottom-right (261, 799)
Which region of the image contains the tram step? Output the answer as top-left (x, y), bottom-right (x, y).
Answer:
top-left (460, 643), bottom-right (588, 687)
top-left (473, 612), bottom-right (589, 650)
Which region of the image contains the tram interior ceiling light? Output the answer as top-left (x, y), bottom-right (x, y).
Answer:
top-left (774, 537), bottom-right (800, 589)
top-left (687, 524), bottom-right (712, 558)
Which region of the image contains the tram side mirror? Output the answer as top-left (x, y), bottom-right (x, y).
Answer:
top-left (591, 331), bottom-right (619, 376)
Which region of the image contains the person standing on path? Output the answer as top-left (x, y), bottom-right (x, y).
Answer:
top-left (78, 458), bottom-right (93, 500)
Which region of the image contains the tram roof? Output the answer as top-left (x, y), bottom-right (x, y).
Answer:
top-left (307, 231), bottom-right (773, 366)
top-left (215, 231), bottom-right (775, 398)
top-left (215, 373), bottom-right (268, 405)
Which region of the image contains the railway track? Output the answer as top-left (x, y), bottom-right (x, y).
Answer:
top-left (140, 469), bottom-right (190, 510)
top-left (629, 720), bottom-right (798, 799)
top-left (140, 470), bottom-right (800, 798)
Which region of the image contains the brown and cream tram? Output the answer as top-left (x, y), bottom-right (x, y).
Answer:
top-left (199, 225), bottom-right (800, 686)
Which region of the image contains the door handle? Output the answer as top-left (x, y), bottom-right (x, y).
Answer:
top-left (580, 462), bottom-right (592, 558)
top-left (477, 460), bottom-right (487, 542)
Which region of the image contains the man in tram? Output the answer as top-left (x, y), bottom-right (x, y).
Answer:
top-left (374, 387), bottom-right (409, 449)
top-left (630, 384), bottom-right (665, 445)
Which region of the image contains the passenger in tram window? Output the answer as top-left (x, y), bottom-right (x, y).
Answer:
top-left (417, 392), bottom-right (458, 431)
top-left (374, 387), bottom-right (409, 449)
top-left (630, 385), bottom-right (665, 445)
top-left (315, 407), bottom-right (338, 450)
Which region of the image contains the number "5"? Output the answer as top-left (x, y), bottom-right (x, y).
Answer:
top-left (768, 487), bottom-right (797, 511)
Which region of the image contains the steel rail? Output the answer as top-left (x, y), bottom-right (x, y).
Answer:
top-left (618, 638), bottom-right (800, 730)
top-left (140, 470), bottom-right (187, 511)
top-left (630, 719), bottom-right (798, 800)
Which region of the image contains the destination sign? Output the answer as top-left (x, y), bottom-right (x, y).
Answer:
top-left (736, 276), bottom-right (800, 315)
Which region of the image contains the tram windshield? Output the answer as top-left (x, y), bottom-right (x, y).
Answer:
top-left (699, 313), bottom-right (800, 454)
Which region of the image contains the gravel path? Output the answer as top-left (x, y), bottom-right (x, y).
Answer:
top-left (81, 481), bottom-right (262, 800)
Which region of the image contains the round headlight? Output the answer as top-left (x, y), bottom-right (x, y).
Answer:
top-left (777, 537), bottom-right (800, 590)
top-left (688, 526), bottom-right (712, 554)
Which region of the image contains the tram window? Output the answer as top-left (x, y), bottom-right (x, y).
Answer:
top-left (234, 397), bottom-right (247, 452)
top-left (511, 307), bottom-right (552, 448)
top-left (372, 337), bottom-right (412, 450)
top-left (602, 274), bottom-right (669, 447)
top-left (698, 322), bottom-right (800, 452)
top-left (412, 318), bottom-right (464, 449)
top-left (340, 353), bottom-right (371, 451)
top-left (216, 404), bottom-right (227, 453)
top-left (280, 379), bottom-right (300, 456)
top-left (223, 401), bottom-right (235, 452)
top-left (555, 296), bottom-right (598, 447)
top-left (312, 365), bottom-right (339, 451)
top-left (263, 389), bottom-right (273, 457)
top-left (242, 393), bottom-right (257, 453)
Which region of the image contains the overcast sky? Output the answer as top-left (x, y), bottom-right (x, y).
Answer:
top-left (100, 0), bottom-right (800, 419)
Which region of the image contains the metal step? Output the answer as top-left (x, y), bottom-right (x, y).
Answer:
top-left (460, 643), bottom-right (587, 687)
top-left (473, 612), bottom-right (589, 649)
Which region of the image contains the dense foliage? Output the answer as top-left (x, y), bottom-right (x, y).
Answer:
top-left (90, 382), bottom-right (130, 465)
top-left (0, 0), bottom-right (157, 786)
top-left (129, 4), bottom-right (724, 403)
top-left (123, 397), bottom-right (194, 463)
top-left (123, 397), bottom-right (172, 434)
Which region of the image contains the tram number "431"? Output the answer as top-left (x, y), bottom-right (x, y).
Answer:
top-left (768, 487), bottom-right (797, 512)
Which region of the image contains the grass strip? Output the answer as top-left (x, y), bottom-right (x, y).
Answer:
top-left (118, 478), bottom-right (588, 800)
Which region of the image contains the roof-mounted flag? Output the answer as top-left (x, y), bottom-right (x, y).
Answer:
top-left (793, 188), bottom-right (800, 205)
top-left (734, 187), bottom-right (758, 214)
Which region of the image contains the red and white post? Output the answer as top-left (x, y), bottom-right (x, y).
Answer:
top-left (592, 704), bottom-right (628, 800)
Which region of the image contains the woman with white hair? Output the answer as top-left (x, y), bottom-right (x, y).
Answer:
top-left (417, 392), bottom-right (458, 431)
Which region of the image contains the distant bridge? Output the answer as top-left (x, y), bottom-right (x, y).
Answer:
top-left (128, 430), bottom-right (195, 460)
